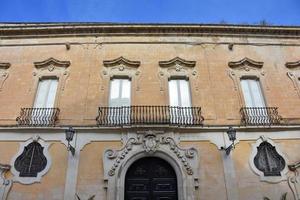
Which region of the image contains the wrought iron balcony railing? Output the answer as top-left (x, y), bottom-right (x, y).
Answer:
top-left (16, 108), bottom-right (60, 127)
top-left (96, 106), bottom-right (204, 126)
top-left (240, 107), bottom-right (282, 126)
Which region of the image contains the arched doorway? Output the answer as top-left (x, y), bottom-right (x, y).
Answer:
top-left (125, 157), bottom-right (178, 200)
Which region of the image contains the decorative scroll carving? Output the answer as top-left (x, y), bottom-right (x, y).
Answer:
top-left (0, 164), bottom-right (12, 200)
top-left (102, 57), bottom-right (141, 92)
top-left (158, 57), bottom-right (198, 92)
top-left (159, 57), bottom-right (196, 68)
top-left (288, 161), bottom-right (300, 200)
top-left (228, 57), bottom-right (263, 69)
top-left (104, 132), bottom-right (197, 176)
top-left (31, 57), bottom-right (70, 94)
top-left (0, 63), bottom-right (10, 91)
top-left (286, 60), bottom-right (300, 98)
top-left (103, 57), bottom-right (140, 68)
top-left (249, 136), bottom-right (288, 183)
top-left (34, 57), bottom-right (70, 69)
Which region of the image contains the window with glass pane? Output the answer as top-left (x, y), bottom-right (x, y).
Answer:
top-left (34, 78), bottom-right (58, 108)
top-left (168, 79), bottom-right (192, 124)
top-left (240, 78), bottom-right (269, 124)
top-left (33, 78), bottom-right (59, 124)
top-left (109, 78), bottom-right (131, 124)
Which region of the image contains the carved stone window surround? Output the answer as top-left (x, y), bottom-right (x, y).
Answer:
top-left (103, 131), bottom-right (199, 200)
top-left (249, 136), bottom-right (288, 183)
top-left (158, 57), bottom-right (198, 105)
top-left (31, 57), bottom-right (71, 107)
top-left (286, 60), bottom-right (300, 98)
top-left (10, 135), bottom-right (52, 184)
top-left (101, 57), bottom-right (141, 106)
top-left (0, 62), bottom-right (10, 91)
top-left (228, 57), bottom-right (269, 107)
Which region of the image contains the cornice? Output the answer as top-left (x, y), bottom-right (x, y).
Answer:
top-left (0, 63), bottom-right (10, 69)
top-left (285, 60), bottom-right (300, 69)
top-left (1, 23), bottom-right (300, 39)
top-left (159, 57), bottom-right (196, 68)
top-left (103, 56), bottom-right (140, 68)
top-left (228, 57), bottom-right (263, 69)
top-left (34, 57), bottom-right (71, 69)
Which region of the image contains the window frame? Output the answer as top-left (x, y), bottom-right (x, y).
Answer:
top-left (168, 77), bottom-right (192, 107)
top-left (249, 136), bottom-right (288, 183)
top-left (108, 76), bottom-right (132, 107)
top-left (10, 136), bottom-right (51, 184)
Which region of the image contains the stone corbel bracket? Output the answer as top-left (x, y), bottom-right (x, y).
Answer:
top-left (32, 57), bottom-right (71, 91)
top-left (102, 57), bottom-right (141, 91)
top-left (0, 163), bottom-right (12, 200)
top-left (228, 57), bottom-right (267, 105)
top-left (103, 131), bottom-right (199, 200)
top-left (0, 62), bottom-right (10, 91)
top-left (286, 60), bottom-right (300, 98)
top-left (158, 57), bottom-right (197, 91)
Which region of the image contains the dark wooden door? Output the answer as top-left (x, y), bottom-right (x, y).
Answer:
top-left (125, 157), bottom-right (178, 200)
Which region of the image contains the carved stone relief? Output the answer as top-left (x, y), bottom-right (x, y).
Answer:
top-left (0, 164), bottom-right (12, 200)
top-left (288, 161), bottom-right (300, 200)
top-left (0, 63), bottom-right (10, 91)
top-left (101, 57), bottom-right (141, 92)
top-left (228, 57), bottom-right (268, 106)
top-left (158, 57), bottom-right (197, 91)
top-left (249, 136), bottom-right (288, 183)
top-left (103, 131), bottom-right (199, 200)
top-left (286, 60), bottom-right (300, 98)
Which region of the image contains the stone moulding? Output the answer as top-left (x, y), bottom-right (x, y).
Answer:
top-left (34, 57), bottom-right (71, 69)
top-left (228, 57), bottom-right (263, 69)
top-left (249, 136), bottom-right (288, 183)
top-left (159, 57), bottom-right (196, 68)
top-left (103, 131), bottom-right (199, 200)
top-left (286, 60), bottom-right (300, 69)
top-left (1, 24), bottom-right (300, 38)
top-left (0, 62), bottom-right (10, 91)
top-left (10, 135), bottom-right (52, 185)
top-left (103, 56), bottom-right (141, 68)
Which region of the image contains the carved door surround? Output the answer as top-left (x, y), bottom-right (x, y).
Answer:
top-left (101, 57), bottom-right (141, 105)
top-left (31, 57), bottom-right (71, 107)
top-left (228, 57), bottom-right (269, 107)
top-left (103, 131), bottom-right (199, 200)
top-left (249, 136), bottom-right (288, 183)
top-left (158, 57), bottom-right (198, 103)
top-left (0, 164), bottom-right (12, 200)
top-left (286, 60), bottom-right (300, 98)
top-left (0, 62), bottom-right (10, 91)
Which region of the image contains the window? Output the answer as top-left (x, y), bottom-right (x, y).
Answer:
top-left (34, 78), bottom-right (58, 108)
top-left (240, 78), bottom-right (265, 107)
top-left (168, 79), bottom-right (192, 124)
top-left (14, 142), bottom-right (47, 177)
top-left (109, 78), bottom-right (131, 107)
top-left (108, 78), bottom-right (131, 124)
top-left (254, 141), bottom-right (285, 176)
top-left (168, 79), bottom-right (191, 107)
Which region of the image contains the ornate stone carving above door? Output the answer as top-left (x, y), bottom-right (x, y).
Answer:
top-left (103, 131), bottom-right (199, 200)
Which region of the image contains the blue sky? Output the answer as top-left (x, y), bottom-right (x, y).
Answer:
top-left (1, 0), bottom-right (300, 25)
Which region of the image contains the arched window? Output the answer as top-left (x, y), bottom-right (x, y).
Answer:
top-left (14, 142), bottom-right (47, 177)
top-left (254, 141), bottom-right (285, 176)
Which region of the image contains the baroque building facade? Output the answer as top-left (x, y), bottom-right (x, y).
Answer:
top-left (0, 23), bottom-right (300, 200)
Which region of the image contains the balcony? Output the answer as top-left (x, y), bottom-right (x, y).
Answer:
top-left (16, 108), bottom-right (60, 127)
top-left (240, 107), bottom-right (282, 126)
top-left (96, 106), bottom-right (204, 126)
